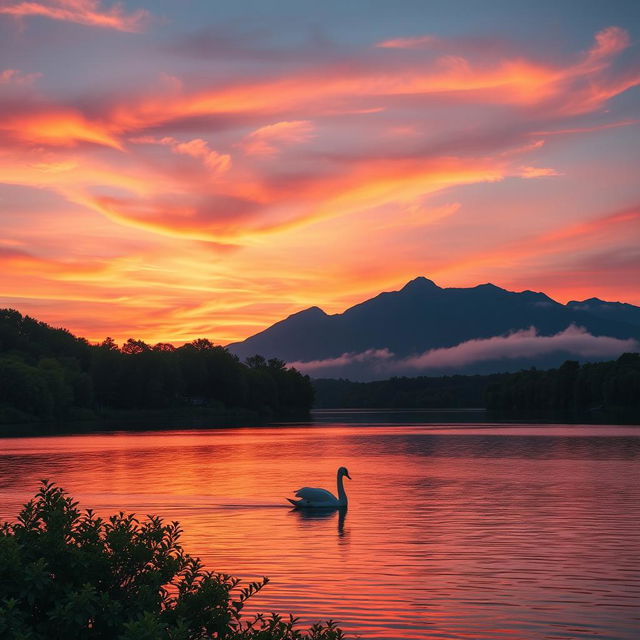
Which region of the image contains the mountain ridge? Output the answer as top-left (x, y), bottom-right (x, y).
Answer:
top-left (227, 278), bottom-right (640, 371)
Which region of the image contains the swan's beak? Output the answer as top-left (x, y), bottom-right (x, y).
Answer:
top-left (346, 472), bottom-right (352, 480)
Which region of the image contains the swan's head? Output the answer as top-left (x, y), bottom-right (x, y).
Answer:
top-left (338, 466), bottom-right (352, 480)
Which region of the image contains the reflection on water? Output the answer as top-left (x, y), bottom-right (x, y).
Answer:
top-left (291, 507), bottom-right (348, 538)
top-left (1, 421), bottom-right (640, 639)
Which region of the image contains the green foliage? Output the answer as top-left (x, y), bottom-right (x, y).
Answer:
top-left (0, 357), bottom-right (53, 418)
top-left (0, 309), bottom-right (313, 424)
top-left (485, 353), bottom-right (640, 415)
top-left (0, 481), bottom-right (344, 640)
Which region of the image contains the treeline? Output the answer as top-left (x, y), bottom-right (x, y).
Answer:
top-left (485, 353), bottom-right (640, 415)
top-left (0, 309), bottom-right (313, 424)
top-left (313, 353), bottom-right (640, 421)
top-left (313, 373), bottom-right (508, 408)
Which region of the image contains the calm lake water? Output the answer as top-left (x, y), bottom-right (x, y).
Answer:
top-left (1, 413), bottom-right (639, 639)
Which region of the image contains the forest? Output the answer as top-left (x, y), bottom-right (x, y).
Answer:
top-left (0, 309), bottom-right (313, 425)
top-left (313, 354), bottom-right (640, 420)
top-left (313, 373), bottom-right (507, 408)
top-left (2, 308), bottom-right (638, 425)
top-left (485, 353), bottom-right (640, 416)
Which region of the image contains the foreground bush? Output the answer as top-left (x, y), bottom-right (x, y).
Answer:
top-left (0, 481), bottom-right (344, 640)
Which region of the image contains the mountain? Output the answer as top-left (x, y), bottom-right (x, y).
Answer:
top-left (566, 298), bottom-right (640, 328)
top-left (227, 278), bottom-right (640, 372)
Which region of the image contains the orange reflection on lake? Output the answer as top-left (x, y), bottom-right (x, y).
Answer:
top-left (1, 421), bottom-right (640, 639)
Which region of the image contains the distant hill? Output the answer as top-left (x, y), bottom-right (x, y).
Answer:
top-left (227, 278), bottom-right (640, 378)
top-left (566, 298), bottom-right (640, 328)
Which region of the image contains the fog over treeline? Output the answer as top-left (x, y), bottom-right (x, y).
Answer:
top-left (313, 354), bottom-right (640, 419)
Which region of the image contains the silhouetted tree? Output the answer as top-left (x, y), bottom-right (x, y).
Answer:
top-left (153, 342), bottom-right (176, 352)
top-left (121, 338), bottom-right (150, 355)
top-left (245, 355), bottom-right (266, 369)
top-left (485, 354), bottom-right (640, 417)
top-left (0, 309), bottom-right (322, 424)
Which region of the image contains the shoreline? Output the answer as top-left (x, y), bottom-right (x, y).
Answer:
top-left (1, 406), bottom-right (638, 438)
top-left (0, 406), bottom-right (313, 437)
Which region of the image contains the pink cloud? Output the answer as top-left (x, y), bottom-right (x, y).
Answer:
top-left (133, 136), bottom-right (231, 175)
top-left (1, 22), bottom-right (639, 344)
top-left (401, 325), bottom-right (637, 370)
top-left (241, 120), bottom-right (315, 156)
top-left (290, 326), bottom-right (638, 376)
top-left (0, 0), bottom-right (149, 32)
top-left (290, 349), bottom-right (394, 372)
top-left (0, 68), bottom-right (41, 85)
top-left (583, 26), bottom-right (630, 66)
top-left (172, 139), bottom-right (231, 174)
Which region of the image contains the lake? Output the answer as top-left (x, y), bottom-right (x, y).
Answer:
top-left (1, 413), bottom-right (639, 639)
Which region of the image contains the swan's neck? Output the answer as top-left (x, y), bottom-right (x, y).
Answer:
top-left (337, 472), bottom-right (347, 503)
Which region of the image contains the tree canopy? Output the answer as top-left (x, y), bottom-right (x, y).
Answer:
top-left (0, 309), bottom-right (313, 425)
top-left (485, 353), bottom-right (640, 416)
top-left (312, 354), bottom-right (640, 422)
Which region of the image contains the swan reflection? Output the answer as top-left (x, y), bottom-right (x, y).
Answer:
top-left (289, 505), bottom-right (348, 537)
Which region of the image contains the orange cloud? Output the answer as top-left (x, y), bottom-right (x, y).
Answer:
top-left (74, 155), bottom-right (509, 242)
top-left (0, 0), bottom-right (148, 32)
top-left (4, 27), bottom-right (635, 152)
top-left (0, 250), bottom-right (105, 278)
top-left (173, 139), bottom-right (231, 173)
top-left (1, 24), bottom-right (639, 345)
top-left (429, 206), bottom-right (640, 297)
top-left (538, 207), bottom-right (639, 245)
top-left (241, 120), bottom-right (315, 156)
top-left (3, 109), bottom-right (122, 148)
top-left (98, 29), bottom-right (630, 155)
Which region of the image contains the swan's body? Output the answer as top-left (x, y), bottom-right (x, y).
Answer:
top-left (287, 467), bottom-right (351, 508)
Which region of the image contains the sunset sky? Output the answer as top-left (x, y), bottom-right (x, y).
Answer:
top-left (1, 0), bottom-right (639, 346)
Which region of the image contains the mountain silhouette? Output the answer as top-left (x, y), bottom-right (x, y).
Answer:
top-left (566, 297), bottom-right (640, 328)
top-left (228, 277), bottom-right (640, 366)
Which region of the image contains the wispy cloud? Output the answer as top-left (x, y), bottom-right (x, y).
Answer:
top-left (0, 0), bottom-right (149, 32)
top-left (290, 326), bottom-right (639, 377)
top-left (240, 120), bottom-right (315, 156)
top-left (132, 136), bottom-right (231, 174)
top-left (0, 68), bottom-right (41, 85)
top-left (1, 19), bottom-right (639, 343)
top-left (291, 349), bottom-right (394, 373)
top-left (401, 325), bottom-right (638, 369)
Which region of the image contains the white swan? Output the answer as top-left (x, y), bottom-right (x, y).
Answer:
top-left (287, 467), bottom-right (351, 508)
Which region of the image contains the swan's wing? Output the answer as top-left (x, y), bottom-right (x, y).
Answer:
top-left (294, 487), bottom-right (336, 502)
